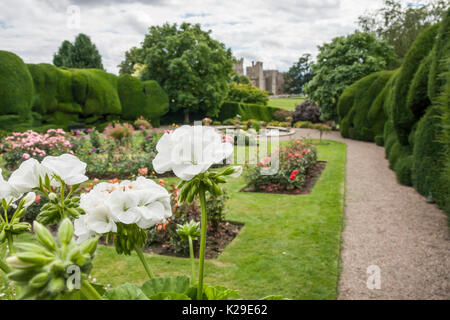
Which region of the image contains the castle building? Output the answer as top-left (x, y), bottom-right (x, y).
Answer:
top-left (233, 58), bottom-right (285, 95)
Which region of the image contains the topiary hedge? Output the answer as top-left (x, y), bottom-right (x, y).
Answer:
top-left (406, 53), bottom-right (432, 119)
top-left (218, 101), bottom-right (280, 122)
top-left (118, 74), bottom-right (169, 127)
top-left (338, 71), bottom-right (393, 141)
top-left (412, 106), bottom-right (448, 209)
top-left (392, 23), bottom-right (440, 145)
top-left (0, 51), bottom-right (33, 116)
top-left (428, 8), bottom-right (450, 102)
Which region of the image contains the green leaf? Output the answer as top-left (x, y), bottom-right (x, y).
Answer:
top-left (103, 283), bottom-right (149, 300)
top-left (148, 292), bottom-right (192, 300)
top-left (141, 275), bottom-right (190, 297)
top-left (203, 284), bottom-right (239, 300)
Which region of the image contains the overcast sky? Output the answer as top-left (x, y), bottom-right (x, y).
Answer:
top-left (0, 0), bottom-right (389, 74)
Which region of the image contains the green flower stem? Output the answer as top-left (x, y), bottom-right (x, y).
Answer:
top-left (197, 184), bottom-right (207, 300)
top-left (7, 233), bottom-right (15, 254)
top-left (134, 245), bottom-right (155, 279)
top-left (188, 235), bottom-right (196, 284)
top-left (80, 280), bottom-right (103, 300)
top-left (0, 258), bottom-right (10, 274)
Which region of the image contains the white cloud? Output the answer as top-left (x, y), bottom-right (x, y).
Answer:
top-left (0, 0), bottom-right (384, 74)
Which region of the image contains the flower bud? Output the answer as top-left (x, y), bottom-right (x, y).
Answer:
top-left (29, 272), bottom-right (50, 288)
top-left (58, 218), bottom-right (74, 245)
top-left (48, 193), bottom-right (57, 201)
top-left (33, 221), bottom-right (56, 251)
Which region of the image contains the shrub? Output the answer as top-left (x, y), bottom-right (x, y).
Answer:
top-left (218, 101), bottom-right (279, 122)
top-left (226, 82), bottom-right (269, 105)
top-left (134, 116), bottom-right (152, 130)
top-left (388, 141), bottom-right (412, 170)
top-left (313, 123), bottom-right (331, 143)
top-left (406, 53), bottom-right (432, 119)
top-left (222, 118), bottom-right (234, 126)
top-left (339, 71), bottom-right (393, 142)
top-left (392, 23), bottom-right (439, 145)
top-left (273, 109), bottom-right (292, 122)
top-left (412, 106), bottom-right (448, 208)
top-left (103, 122), bottom-right (134, 141)
top-left (294, 121), bottom-right (314, 129)
top-left (374, 135), bottom-right (384, 146)
top-left (244, 140), bottom-right (318, 192)
top-left (293, 99), bottom-right (320, 123)
top-left (118, 74), bottom-right (169, 127)
top-left (428, 8), bottom-right (450, 102)
top-left (0, 51), bottom-right (33, 117)
top-left (394, 155), bottom-right (413, 186)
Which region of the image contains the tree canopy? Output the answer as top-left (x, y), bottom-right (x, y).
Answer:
top-left (304, 31), bottom-right (397, 121)
top-left (53, 33), bottom-right (104, 70)
top-left (283, 53), bottom-right (314, 94)
top-left (119, 22), bottom-right (234, 123)
top-left (358, 0), bottom-right (448, 60)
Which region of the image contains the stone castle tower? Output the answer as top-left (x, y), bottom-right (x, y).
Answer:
top-left (233, 58), bottom-right (285, 95)
top-left (246, 61), bottom-right (265, 91)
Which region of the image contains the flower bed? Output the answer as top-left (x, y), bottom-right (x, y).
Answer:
top-left (0, 125), bottom-right (164, 180)
top-left (243, 139), bottom-right (319, 193)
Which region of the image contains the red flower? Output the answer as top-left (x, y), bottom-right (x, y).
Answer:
top-left (34, 195), bottom-right (41, 203)
top-left (290, 174), bottom-right (296, 180)
top-left (292, 169), bottom-right (299, 175)
top-left (302, 150), bottom-right (306, 154)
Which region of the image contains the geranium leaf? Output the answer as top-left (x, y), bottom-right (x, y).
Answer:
top-left (203, 284), bottom-right (239, 300)
top-left (103, 283), bottom-right (149, 300)
top-left (141, 275), bottom-right (190, 297)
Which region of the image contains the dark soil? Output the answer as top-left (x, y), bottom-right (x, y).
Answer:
top-left (240, 161), bottom-right (327, 195)
top-left (145, 221), bottom-right (243, 259)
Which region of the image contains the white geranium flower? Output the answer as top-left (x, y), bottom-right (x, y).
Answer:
top-left (74, 215), bottom-right (96, 244)
top-left (153, 125), bottom-right (234, 181)
top-left (22, 192), bottom-right (36, 208)
top-left (85, 205), bottom-right (117, 234)
top-left (8, 158), bottom-right (49, 194)
top-left (41, 154), bottom-right (88, 186)
top-left (229, 166), bottom-right (243, 178)
top-left (74, 177), bottom-right (172, 242)
top-left (0, 168), bottom-right (17, 202)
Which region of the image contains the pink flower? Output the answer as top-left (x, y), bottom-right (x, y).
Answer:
top-left (22, 153), bottom-right (30, 160)
top-left (263, 157), bottom-right (271, 163)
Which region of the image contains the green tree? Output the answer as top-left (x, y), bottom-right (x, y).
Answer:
top-left (358, 0), bottom-right (448, 60)
top-left (226, 82), bottom-right (269, 105)
top-left (304, 31), bottom-right (397, 121)
top-left (118, 46), bottom-right (144, 75)
top-left (125, 22), bottom-right (234, 123)
top-left (283, 53), bottom-right (314, 94)
top-left (53, 33), bottom-right (104, 69)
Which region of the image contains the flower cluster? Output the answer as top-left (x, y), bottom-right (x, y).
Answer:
top-left (1, 129), bottom-right (73, 170)
top-left (103, 122), bottom-right (134, 141)
top-left (74, 177), bottom-right (172, 247)
top-left (244, 139), bottom-right (318, 192)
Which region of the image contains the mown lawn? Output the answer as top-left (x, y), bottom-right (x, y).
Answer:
top-left (90, 140), bottom-right (346, 299)
top-left (268, 97), bottom-right (305, 111)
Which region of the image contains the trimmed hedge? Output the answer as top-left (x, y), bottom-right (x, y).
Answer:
top-left (412, 106), bottom-right (448, 209)
top-left (338, 71), bottom-right (393, 141)
top-left (218, 101), bottom-right (280, 122)
top-left (392, 23), bottom-right (439, 145)
top-left (118, 74), bottom-right (169, 126)
top-left (406, 53), bottom-right (432, 119)
top-left (0, 51), bottom-right (33, 116)
top-left (428, 8), bottom-right (450, 102)
top-left (0, 51), bottom-right (171, 131)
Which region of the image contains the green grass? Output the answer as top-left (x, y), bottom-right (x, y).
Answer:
top-left (90, 140), bottom-right (346, 299)
top-left (268, 97), bottom-right (306, 111)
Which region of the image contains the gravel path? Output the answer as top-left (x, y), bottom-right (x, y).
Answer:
top-left (292, 128), bottom-right (450, 299)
